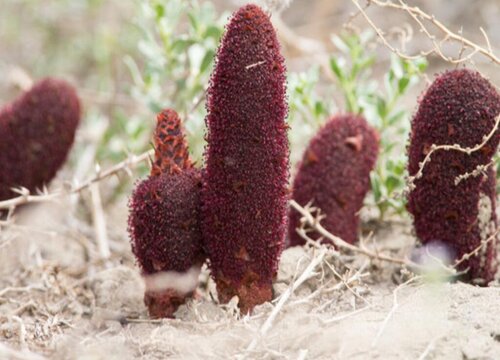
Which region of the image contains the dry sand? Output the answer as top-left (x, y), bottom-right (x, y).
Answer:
top-left (1, 199), bottom-right (499, 360)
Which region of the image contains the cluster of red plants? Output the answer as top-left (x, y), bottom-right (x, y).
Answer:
top-left (0, 1), bottom-right (496, 326)
top-left (127, 5), bottom-right (500, 319)
top-left (128, 4), bottom-right (289, 316)
top-left (127, 4), bottom-right (381, 317)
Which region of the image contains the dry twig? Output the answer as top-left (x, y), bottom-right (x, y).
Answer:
top-left (0, 342), bottom-right (46, 360)
top-left (290, 199), bottom-right (417, 268)
top-left (351, 0), bottom-right (500, 64)
top-left (407, 114), bottom-right (500, 191)
top-left (89, 181), bottom-right (110, 260)
top-left (0, 149), bottom-right (154, 211)
top-left (244, 247), bottom-right (328, 354)
top-left (371, 276), bottom-right (421, 347)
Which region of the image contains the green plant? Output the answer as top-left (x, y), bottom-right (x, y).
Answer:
top-left (287, 66), bottom-right (335, 165)
top-left (125, 0), bottom-right (226, 163)
top-left (329, 31), bottom-right (428, 219)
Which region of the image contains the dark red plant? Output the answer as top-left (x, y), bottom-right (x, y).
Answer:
top-left (151, 109), bottom-right (193, 177)
top-left (0, 78), bottom-right (80, 201)
top-left (201, 4), bottom-right (289, 313)
top-left (288, 114), bottom-right (379, 247)
top-left (128, 109), bottom-right (204, 318)
top-left (407, 69), bottom-right (500, 285)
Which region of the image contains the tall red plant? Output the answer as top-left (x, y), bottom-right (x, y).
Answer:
top-left (201, 4), bottom-right (289, 313)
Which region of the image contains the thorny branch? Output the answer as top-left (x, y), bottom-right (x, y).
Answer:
top-left (350, 0), bottom-right (500, 65)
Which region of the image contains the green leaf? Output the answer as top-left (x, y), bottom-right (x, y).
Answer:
top-left (154, 3), bottom-right (165, 19)
top-left (204, 25), bottom-right (222, 40)
top-left (314, 101), bottom-right (325, 117)
top-left (376, 97), bottom-right (387, 119)
top-left (398, 77), bottom-right (410, 94)
top-left (200, 49), bottom-right (215, 74)
top-left (371, 173), bottom-right (382, 201)
top-left (187, 12), bottom-right (200, 34)
top-left (390, 54), bottom-right (404, 79)
top-left (386, 175), bottom-right (402, 193)
top-left (171, 38), bottom-right (195, 52)
top-left (329, 57), bottom-right (344, 80)
top-left (387, 109), bottom-right (406, 126)
top-left (331, 35), bottom-right (350, 54)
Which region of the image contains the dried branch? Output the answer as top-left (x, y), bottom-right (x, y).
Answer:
top-left (417, 338), bottom-right (436, 360)
top-left (371, 276), bottom-right (421, 347)
top-left (453, 227), bottom-right (500, 268)
top-left (0, 285), bottom-right (45, 298)
top-left (89, 181), bottom-right (110, 260)
top-left (0, 342), bottom-right (46, 360)
top-left (245, 247), bottom-right (328, 354)
top-left (350, 0), bottom-right (500, 65)
top-left (407, 114), bottom-right (500, 191)
top-left (0, 149), bottom-right (154, 211)
top-left (290, 199), bottom-right (418, 268)
top-left (291, 199), bottom-right (500, 282)
top-left (320, 304), bottom-right (372, 325)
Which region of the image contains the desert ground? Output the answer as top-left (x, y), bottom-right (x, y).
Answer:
top-left (1, 0), bottom-right (500, 359)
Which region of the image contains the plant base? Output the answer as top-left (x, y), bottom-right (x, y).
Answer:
top-left (215, 271), bottom-right (273, 314)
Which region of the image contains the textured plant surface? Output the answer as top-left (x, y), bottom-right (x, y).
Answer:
top-left (201, 4), bottom-right (289, 313)
top-left (329, 32), bottom-right (427, 218)
top-left (0, 78), bottom-right (80, 201)
top-left (288, 114), bottom-right (379, 247)
top-left (407, 69), bottom-right (500, 285)
top-left (128, 109), bottom-right (204, 318)
top-left (151, 109), bottom-right (193, 176)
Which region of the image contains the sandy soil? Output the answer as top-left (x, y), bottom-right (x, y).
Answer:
top-left (1, 199), bottom-right (499, 360)
top-left (1, 1), bottom-right (500, 359)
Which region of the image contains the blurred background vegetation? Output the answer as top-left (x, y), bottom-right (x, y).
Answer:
top-left (1, 0), bottom-right (498, 220)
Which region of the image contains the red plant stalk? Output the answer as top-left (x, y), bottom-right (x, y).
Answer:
top-left (201, 4), bottom-right (289, 313)
top-left (288, 114), bottom-right (379, 247)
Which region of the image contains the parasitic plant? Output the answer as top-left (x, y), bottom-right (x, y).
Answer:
top-left (288, 114), bottom-right (379, 247)
top-left (150, 109), bottom-right (193, 177)
top-left (0, 78), bottom-right (80, 201)
top-left (128, 109), bottom-right (205, 318)
top-left (201, 4), bottom-right (289, 313)
top-left (407, 69), bottom-right (500, 285)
